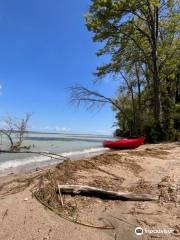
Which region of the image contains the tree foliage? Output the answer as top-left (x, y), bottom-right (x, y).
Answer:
top-left (71, 0), bottom-right (180, 142)
top-left (86, 0), bottom-right (180, 140)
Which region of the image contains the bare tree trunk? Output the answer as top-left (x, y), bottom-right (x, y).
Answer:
top-left (152, 6), bottom-right (161, 122)
top-left (131, 89), bottom-right (137, 135)
top-left (152, 53), bottom-right (160, 121)
top-left (120, 72), bottom-right (137, 134)
top-left (145, 1), bottom-right (161, 122)
top-left (136, 64), bottom-right (143, 134)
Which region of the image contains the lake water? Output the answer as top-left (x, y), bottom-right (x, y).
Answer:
top-left (0, 132), bottom-right (113, 172)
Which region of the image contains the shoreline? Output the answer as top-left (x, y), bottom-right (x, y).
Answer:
top-left (0, 147), bottom-right (108, 178)
top-left (0, 142), bottom-right (180, 240)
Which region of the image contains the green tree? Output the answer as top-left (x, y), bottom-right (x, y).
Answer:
top-left (85, 0), bottom-right (179, 139)
top-left (70, 0), bottom-right (179, 142)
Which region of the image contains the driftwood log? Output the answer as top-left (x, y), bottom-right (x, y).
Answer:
top-left (57, 185), bottom-right (158, 201)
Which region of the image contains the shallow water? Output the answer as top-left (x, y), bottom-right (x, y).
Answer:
top-left (0, 132), bottom-right (113, 171)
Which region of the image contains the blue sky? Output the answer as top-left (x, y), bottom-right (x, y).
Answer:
top-left (0, 0), bottom-right (118, 134)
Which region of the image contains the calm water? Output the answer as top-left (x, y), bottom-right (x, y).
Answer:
top-left (0, 132), bottom-right (113, 171)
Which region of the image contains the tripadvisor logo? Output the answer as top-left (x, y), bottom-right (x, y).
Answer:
top-left (135, 226), bottom-right (173, 236)
top-left (135, 227), bottom-right (144, 236)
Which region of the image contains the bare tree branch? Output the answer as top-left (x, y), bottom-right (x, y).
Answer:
top-left (69, 85), bottom-right (119, 110)
top-left (0, 113), bottom-right (32, 152)
top-left (69, 84), bottom-right (131, 122)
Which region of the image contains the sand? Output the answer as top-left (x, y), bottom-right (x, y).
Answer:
top-left (0, 142), bottom-right (180, 240)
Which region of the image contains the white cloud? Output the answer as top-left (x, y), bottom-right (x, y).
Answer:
top-left (61, 127), bottom-right (71, 132)
top-left (0, 120), bottom-right (8, 129)
top-left (95, 130), bottom-right (112, 135)
top-left (55, 126), bottom-right (71, 132)
top-left (29, 125), bottom-right (72, 133)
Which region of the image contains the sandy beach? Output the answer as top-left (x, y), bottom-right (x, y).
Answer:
top-left (0, 142), bottom-right (180, 240)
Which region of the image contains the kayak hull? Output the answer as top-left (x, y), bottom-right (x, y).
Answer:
top-left (103, 137), bottom-right (144, 149)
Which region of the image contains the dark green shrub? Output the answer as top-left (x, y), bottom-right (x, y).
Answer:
top-left (144, 121), bottom-right (165, 143)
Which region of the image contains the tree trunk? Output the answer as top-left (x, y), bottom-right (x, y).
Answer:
top-left (175, 74), bottom-right (180, 103)
top-left (130, 87), bottom-right (137, 135)
top-left (152, 56), bottom-right (161, 121)
top-left (152, 6), bottom-right (161, 122)
top-left (136, 64), bottom-right (143, 134)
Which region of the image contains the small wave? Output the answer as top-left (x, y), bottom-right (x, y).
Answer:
top-left (61, 147), bottom-right (108, 157)
top-left (0, 147), bottom-right (108, 171)
top-left (0, 155), bottom-right (51, 171)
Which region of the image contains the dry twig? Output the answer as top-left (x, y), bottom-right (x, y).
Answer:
top-left (2, 209), bottom-right (8, 222)
top-left (58, 183), bottom-right (64, 207)
top-left (32, 191), bottom-right (114, 230)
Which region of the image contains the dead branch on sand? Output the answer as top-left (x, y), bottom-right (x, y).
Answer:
top-left (56, 185), bottom-right (158, 201)
top-left (0, 150), bottom-right (69, 160)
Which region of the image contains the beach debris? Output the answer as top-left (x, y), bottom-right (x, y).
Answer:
top-left (32, 190), bottom-right (114, 230)
top-left (172, 225), bottom-right (180, 236)
top-left (35, 167), bottom-right (42, 172)
top-left (2, 209), bottom-right (8, 222)
top-left (158, 175), bottom-right (179, 203)
top-left (57, 183), bottom-right (64, 207)
top-left (0, 173), bottom-right (43, 198)
top-left (55, 184), bottom-right (158, 201)
top-left (24, 198), bottom-right (28, 201)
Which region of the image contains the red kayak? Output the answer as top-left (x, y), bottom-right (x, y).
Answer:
top-left (103, 137), bottom-right (145, 149)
